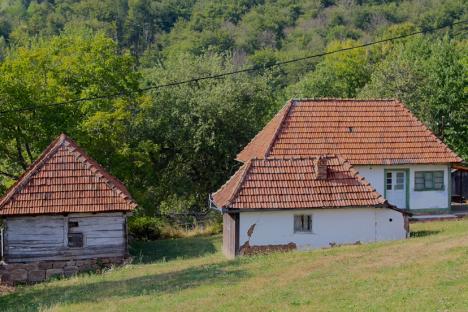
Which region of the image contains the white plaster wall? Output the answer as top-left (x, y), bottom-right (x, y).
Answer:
top-left (239, 208), bottom-right (406, 250)
top-left (355, 164), bottom-right (450, 210)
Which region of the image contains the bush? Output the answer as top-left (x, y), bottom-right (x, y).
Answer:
top-left (128, 216), bottom-right (163, 241)
top-left (160, 220), bottom-right (222, 239)
top-left (128, 216), bottom-right (222, 241)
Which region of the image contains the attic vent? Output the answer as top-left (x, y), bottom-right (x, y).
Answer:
top-left (314, 157), bottom-right (328, 180)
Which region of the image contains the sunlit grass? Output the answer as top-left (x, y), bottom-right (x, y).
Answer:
top-left (1, 220), bottom-right (467, 312)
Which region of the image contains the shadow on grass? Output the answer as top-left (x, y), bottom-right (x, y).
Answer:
top-left (0, 259), bottom-right (246, 312)
top-left (129, 235), bottom-right (220, 263)
top-left (410, 230), bottom-right (441, 238)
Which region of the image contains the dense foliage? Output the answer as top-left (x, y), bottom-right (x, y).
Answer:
top-left (0, 0), bottom-right (466, 218)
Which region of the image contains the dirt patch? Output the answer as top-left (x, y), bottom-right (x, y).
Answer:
top-left (240, 242), bottom-right (297, 256)
top-left (0, 284), bottom-right (15, 296)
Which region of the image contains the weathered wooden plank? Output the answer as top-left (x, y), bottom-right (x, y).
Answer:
top-left (8, 234), bottom-right (63, 240)
top-left (69, 224), bottom-right (123, 232)
top-left (86, 237), bottom-right (124, 247)
top-left (4, 213), bottom-right (128, 262)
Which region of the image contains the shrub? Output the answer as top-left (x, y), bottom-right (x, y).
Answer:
top-left (128, 216), bottom-right (163, 241)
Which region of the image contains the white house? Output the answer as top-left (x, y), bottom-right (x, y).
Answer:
top-left (211, 156), bottom-right (409, 258)
top-left (211, 99), bottom-right (462, 258)
top-left (234, 99), bottom-right (462, 214)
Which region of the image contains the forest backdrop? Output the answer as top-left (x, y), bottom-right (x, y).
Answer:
top-left (0, 0), bottom-right (466, 222)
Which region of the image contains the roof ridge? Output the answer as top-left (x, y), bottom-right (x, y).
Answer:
top-left (235, 100), bottom-right (293, 162)
top-left (0, 134), bottom-right (65, 209)
top-left (263, 99), bottom-right (294, 158)
top-left (0, 134), bottom-right (137, 213)
top-left (225, 160), bottom-right (253, 208)
top-left (393, 100), bottom-right (462, 162)
top-left (61, 137), bottom-right (136, 205)
top-left (337, 155), bottom-right (387, 206)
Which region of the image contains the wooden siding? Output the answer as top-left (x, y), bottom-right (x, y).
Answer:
top-left (4, 212), bottom-right (127, 262)
top-left (223, 213), bottom-right (239, 259)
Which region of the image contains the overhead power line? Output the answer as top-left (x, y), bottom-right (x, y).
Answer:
top-left (0, 19), bottom-right (467, 116)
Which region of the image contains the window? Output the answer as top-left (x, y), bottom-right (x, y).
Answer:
top-left (415, 171), bottom-right (444, 191)
top-left (386, 172), bottom-right (392, 190)
top-left (395, 172), bottom-right (405, 190)
top-left (294, 215), bottom-right (312, 233)
top-left (67, 220), bottom-right (83, 248)
top-left (68, 233), bottom-right (83, 248)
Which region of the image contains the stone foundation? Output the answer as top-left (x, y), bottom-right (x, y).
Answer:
top-left (239, 242), bottom-right (296, 256)
top-left (0, 257), bottom-right (127, 285)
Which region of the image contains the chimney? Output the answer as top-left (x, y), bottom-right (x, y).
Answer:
top-left (315, 157), bottom-right (328, 180)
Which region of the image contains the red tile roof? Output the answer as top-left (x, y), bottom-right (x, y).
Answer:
top-left (0, 134), bottom-right (137, 216)
top-left (237, 99), bottom-right (462, 165)
top-left (212, 155), bottom-right (390, 210)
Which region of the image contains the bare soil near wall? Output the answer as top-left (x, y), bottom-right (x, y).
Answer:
top-left (0, 284), bottom-right (14, 296)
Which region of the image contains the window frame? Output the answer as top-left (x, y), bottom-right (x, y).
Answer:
top-left (386, 172), bottom-right (392, 190)
top-left (67, 232), bottom-right (84, 248)
top-left (414, 170), bottom-right (445, 191)
top-left (66, 219), bottom-right (85, 248)
top-left (294, 215), bottom-right (313, 233)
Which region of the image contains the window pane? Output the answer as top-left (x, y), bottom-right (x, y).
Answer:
top-left (294, 216), bottom-right (301, 232)
top-left (434, 171), bottom-right (444, 189)
top-left (424, 172), bottom-right (434, 189)
top-left (68, 233), bottom-right (83, 248)
top-left (294, 215), bottom-right (312, 232)
top-left (396, 172), bottom-right (404, 183)
top-left (415, 171), bottom-right (425, 190)
top-left (386, 172), bottom-right (392, 190)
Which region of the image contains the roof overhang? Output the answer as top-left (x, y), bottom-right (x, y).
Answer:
top-left (221, 205), bottom-right (412, 216)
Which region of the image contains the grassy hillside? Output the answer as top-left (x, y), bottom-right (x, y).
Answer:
top-left (1, 220), bottom-right (467, 311)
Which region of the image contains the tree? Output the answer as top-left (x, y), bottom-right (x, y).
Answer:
top-left (360, 36), bottom-right (467, 159)
top-left (84, 52), bottom-right (277, 215)
top-left (287, 40), bottom-right (371, 98)
top-left (0, 30), bottom-right (141, 187)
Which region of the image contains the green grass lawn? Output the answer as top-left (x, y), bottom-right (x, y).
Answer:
top-left (1, 220), bottom-right (467, 312)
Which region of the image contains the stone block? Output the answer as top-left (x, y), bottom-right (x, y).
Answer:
top-left (28, 270), bottom-right (46, 282)
top-left (38, 262), bottom-right (54, 270)
top-left (9, 269), bottom-right (27, 282)
top-left (63, 267), bottom-right (78, 277)
top-left (46, 269), bottom-right (63, 280)
top-left (1, 272), bottom-right (10, 283)
top-left (52, 261), bottom-right (68, 269)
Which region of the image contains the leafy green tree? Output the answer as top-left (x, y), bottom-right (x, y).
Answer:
top-left (287, 40), bottom-right (371, 98)
top-left (0, 30), bottom-right (141, 185)
top-left (360, 36), bottom-right (467, 159)
top-left (84, 53), bottom-right (277, 214)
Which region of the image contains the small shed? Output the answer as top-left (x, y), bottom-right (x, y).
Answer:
top-left (0, 134), bottom-right (137, 283)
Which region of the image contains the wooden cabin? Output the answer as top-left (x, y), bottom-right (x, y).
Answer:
top-left (0, 134), bottom-right (137, 283)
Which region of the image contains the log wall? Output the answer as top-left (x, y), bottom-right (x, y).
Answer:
top-left (3, 212), bottom-right (127, 263)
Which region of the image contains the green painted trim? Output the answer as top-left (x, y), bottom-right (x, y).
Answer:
top-left (414, 188), bottom-right (445, 192)
top-left (384, 168), bottom-right (410, 209)
top-left (383, 169), bottom-right (388, 199)
top-left (405, 168), bottom-right (410, 210)
top-left (414, 170), bottom-right (445, 191)
top-left (408, 208), bottom-right (451, 215)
